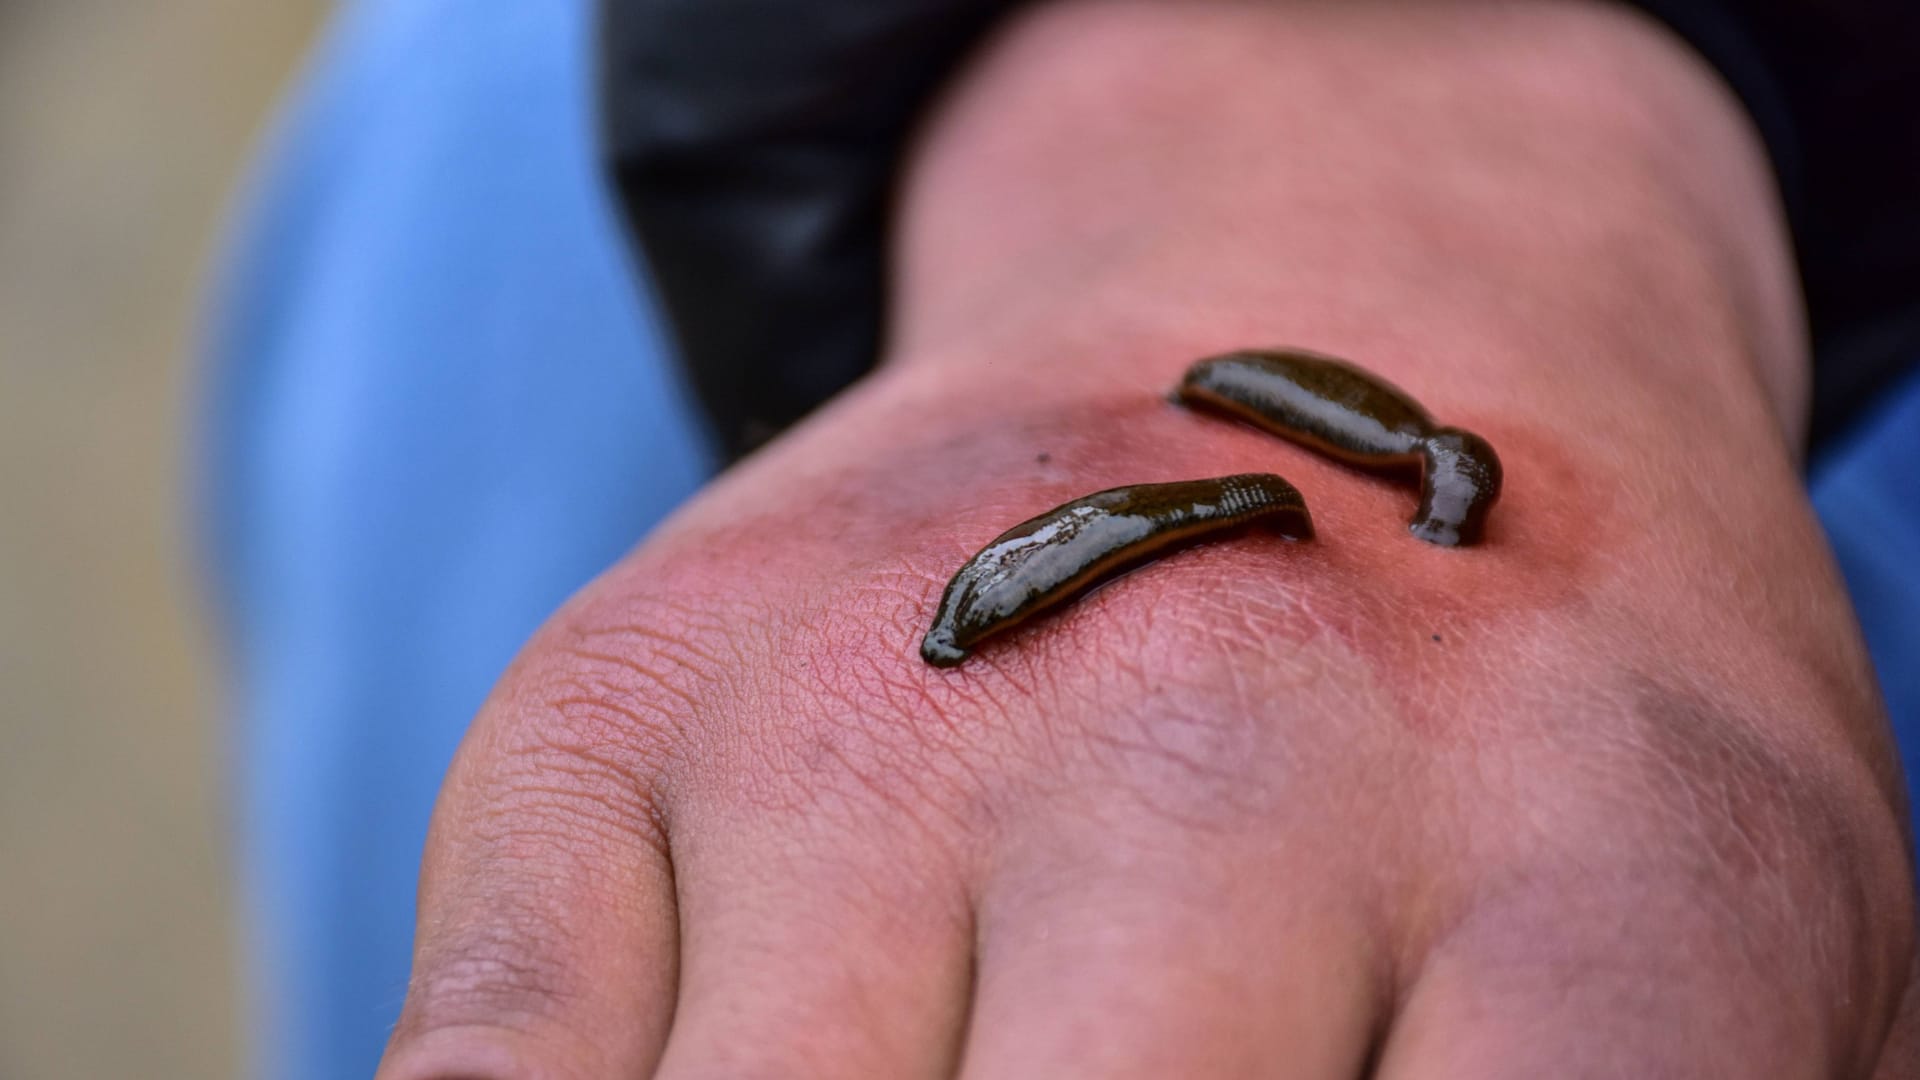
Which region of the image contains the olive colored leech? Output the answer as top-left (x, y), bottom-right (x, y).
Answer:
top-left (1177, 348), bottom-right (1503, 547)
top-left (922, 473), bottom-right (1313, 667)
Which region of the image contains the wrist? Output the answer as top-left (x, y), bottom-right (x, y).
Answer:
top-left (888, 0), bottom-right (1804, 437)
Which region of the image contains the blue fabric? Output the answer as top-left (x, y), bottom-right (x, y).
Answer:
top-left (1811, 365), bottom-right (1920, 834)
top-left (200, 1), bottom-right (1920, 1077)
top-left (197, 2), bottom-right (714, 1078)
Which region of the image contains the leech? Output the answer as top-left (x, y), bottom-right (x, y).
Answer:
top-left (1176, 348), bottom-right (1503, 546)
top-left (921, 473), bottom-right (1312, 667)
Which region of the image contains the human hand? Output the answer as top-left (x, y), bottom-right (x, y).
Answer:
top-left (382, 2), bottom-right (1918, 1075)
top-left (376, 349), bottom-right (1915, 1078)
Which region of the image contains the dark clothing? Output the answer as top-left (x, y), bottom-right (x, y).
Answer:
top-left (600, 0), bottom-right (1920, 459)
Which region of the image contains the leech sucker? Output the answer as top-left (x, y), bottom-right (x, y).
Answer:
top-left (920, 473), bottom-right (1313, 668)
top-left (1176, 348), bottom-right (1503, 547)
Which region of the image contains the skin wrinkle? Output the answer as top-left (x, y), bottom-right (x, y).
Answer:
top-left (388, 650), bottom-right (689, 1078)
top-left (568, 617), bottom-right (734, 684)
top-left (402, 874), bottom-right (596, 1038)
top-left (777, 687), bottom-right (1013, 871)
top-left (784, 602), bottom-right (1008, 792)
top-left (856, 545), bottom-right (1351, 841)
top-left (800, 732), bottom-right (975, 858)
top-left (787, 650), bottom-right (999, 832)
top-left (509, 703), bottom-right (677, 848)
top-left (712, 652), bottom-right (989, 852)
top-left (546, 653), bottom-right (702, 734)
top-left (535, 617), bottom-right (739, 756)
top-left (467, 691), bottom-right (666, 814)
top-left (503, 671), bottom-right (686, 801)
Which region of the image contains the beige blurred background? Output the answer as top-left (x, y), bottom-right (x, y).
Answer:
top-left (0, 2), bottom-right (326, 1077)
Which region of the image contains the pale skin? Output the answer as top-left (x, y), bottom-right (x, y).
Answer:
top-left (379, 1), bottom-right (1920, 1076)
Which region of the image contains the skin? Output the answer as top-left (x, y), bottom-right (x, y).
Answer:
top-left (379, 3), bottom-right (1919, 1079)
top-left (1178, 349), bottom-right (1504, 546)
top-left (922, 473), bottom-right (1314, 666)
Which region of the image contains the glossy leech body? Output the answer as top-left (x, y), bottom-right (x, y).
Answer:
top-left (921, 474), bottom-right (1314, 667)
top-left (1176, 348), bottom-right (1503, 546)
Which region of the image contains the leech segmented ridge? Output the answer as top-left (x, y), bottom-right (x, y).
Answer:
top-left (920, 473), bottom-right (1314, 668)
top-left (1176, 348), bottom-right (1503, 546)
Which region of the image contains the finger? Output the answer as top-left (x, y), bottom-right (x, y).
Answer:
top-left (377, 680), bottom-right (682, 1080)
top-left (1374, 885), bottom-right (1852, 1080)
top-left (648, 788), bottom-right (976, 1079)
top-left (957, 815), bottom-right (1384, 1079)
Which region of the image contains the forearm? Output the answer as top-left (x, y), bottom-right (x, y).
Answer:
top-left (891, 0), bottom-right (1807, 418)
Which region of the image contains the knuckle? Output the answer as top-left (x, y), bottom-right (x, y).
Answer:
top-left (439, 613), bottom-right (728, 878)
top-left (1622, 681), bottom-right (1906, 914)
top-left (748, 568), bottom-right (998, 787)
top-left (461, 690), bottom-right (676, 865)
top-left (1475, 675), bottom-right (1915, 1016)
top-left (458, 764), bottom-right (670, 874)
top-left (488, 591), bottom-right (758, 799)
top-left (396, 891), bottom-right (581, 1047)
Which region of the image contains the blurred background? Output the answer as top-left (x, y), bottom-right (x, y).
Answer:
top-left (0, 2), bottom-right (326, 1077)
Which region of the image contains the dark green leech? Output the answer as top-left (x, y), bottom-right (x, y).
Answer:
top-left (1176, 349), bottom-right (1503, 546)
top-left (922, 473), bottom-right (1313, 667)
